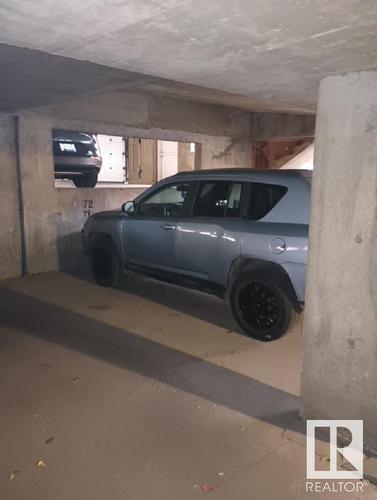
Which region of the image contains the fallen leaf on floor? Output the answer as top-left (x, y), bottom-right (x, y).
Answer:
top-left (45, 437), bottom-right (54, 445)
top-left (9, 470), bottom-right (19, 481)
top-left (160, 327), bottom-right (173, 333)
top-left (36, 460), bottom-right (46, 468)
top-left (217, 472), bottom-right (225, 477)
top-left (72, 377), bottom-right (81, 384)
top-left (87, 304), bottom-right (112, 311)
top-left (226, 330), bottom-right (232, 334)
top-left (39, 362), bottom-right (54, 369)
top-left (201, 483), bottom-right (214, 493)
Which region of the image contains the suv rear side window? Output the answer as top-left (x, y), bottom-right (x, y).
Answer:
top-left (249, 183), bottom-right (287, 220)
top-left (194, 181), bottom-right (243, 217)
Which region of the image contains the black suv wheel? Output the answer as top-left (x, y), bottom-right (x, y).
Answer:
top-left (89, 239), bottom-right (123, 287)
top-left (230, 271), bottom-right (294, 341)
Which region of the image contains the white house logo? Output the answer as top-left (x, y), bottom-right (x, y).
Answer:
top-left (306, 420), bottom-right (366, 494)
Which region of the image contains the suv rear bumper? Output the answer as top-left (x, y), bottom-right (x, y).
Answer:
top-left (54, 156), bottom-right (101, 176)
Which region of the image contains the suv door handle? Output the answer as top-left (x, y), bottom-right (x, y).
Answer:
top-left (160, 224), bottom-right (176, 230)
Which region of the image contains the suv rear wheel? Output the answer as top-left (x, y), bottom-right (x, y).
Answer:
top-left (230, 271), bottom-right (294, 341)
top-left (89, 239), bottom-right (123, 287)
top-left (73, 171), bottom-right (98, 188)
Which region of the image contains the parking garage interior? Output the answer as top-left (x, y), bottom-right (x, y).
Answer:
top-left (1, 1), bottom-right (377, 499)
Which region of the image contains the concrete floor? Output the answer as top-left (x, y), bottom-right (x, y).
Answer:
top-left (0, 271), bottom-right (375, 499)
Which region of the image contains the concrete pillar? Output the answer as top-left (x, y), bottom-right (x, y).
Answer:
top-left (301, 71), bottom-right (377, 452)
top-left (0, 114), bottom-right (22, 279)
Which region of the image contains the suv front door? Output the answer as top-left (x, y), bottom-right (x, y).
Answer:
top-left (124, 181), bottom-right (191, 272)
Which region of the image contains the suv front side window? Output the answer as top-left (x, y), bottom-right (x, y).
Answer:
top-left (138, 183), bottom-right (189, 217)
top-left (194, 181), bottom-right (243, 217)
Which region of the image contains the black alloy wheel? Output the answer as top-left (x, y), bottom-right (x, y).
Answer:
top-left (90, 241), bottom-right (122, 287)
top-left (231, 271), bottom-right (294, 341)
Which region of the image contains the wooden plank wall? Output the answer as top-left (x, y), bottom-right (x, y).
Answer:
top-left (127, 138), bottom-right (158, 184)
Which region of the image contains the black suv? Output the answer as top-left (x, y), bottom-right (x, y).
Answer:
top-left (53, 130), bottom-right (102, 188)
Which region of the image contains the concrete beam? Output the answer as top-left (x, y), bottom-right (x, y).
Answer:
top-left (250, 113), bottom-right (315, 141)
top-left (34, 89), bottom-right (251, 141)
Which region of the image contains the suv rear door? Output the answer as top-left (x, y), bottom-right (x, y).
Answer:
top-left (175, 180), bottom-right (248, 286)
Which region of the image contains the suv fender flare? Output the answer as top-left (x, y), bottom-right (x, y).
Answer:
top-left (226, 257), bottom-right (301, 312)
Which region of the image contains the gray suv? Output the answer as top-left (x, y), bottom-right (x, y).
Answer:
top-left (82, 169), bottom-right (310, 341)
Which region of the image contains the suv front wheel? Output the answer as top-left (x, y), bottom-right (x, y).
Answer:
top-left (230, 271), bottom-right (294, 341)
top-left (89, 239), bottom-right (123, 287)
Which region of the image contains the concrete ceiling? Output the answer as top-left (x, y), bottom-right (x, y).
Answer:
top-left (1, 0), bottom-right (377, 113)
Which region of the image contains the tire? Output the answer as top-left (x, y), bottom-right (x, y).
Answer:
top-left (230, 271), bottom-right (294, 341)
top-left (89, 239), bottom-right (122, 287)
top-left (73, 171), bottom-right (98, 188)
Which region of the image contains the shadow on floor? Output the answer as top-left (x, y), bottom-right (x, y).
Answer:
top-left (0, 284), bottom-right (304, 435)
top-left (65, 264), bottom-right (244, 335)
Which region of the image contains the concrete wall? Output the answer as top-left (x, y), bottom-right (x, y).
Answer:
top-left (55, 187), bottom-right (144, 270)
top-left (17, 114), bottom-right (146, 274)
top-left (0, 114), bottom-right (22, 279)
top-left (35, 89), bottom-right (252, 169)
top-left (0, 89), bottom-right (253, 279)
top-left (251, 112), bottom-right (315, 141)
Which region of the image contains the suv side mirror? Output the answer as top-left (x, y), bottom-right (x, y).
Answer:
top-left (121, 200), bottom-right (135, 215)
